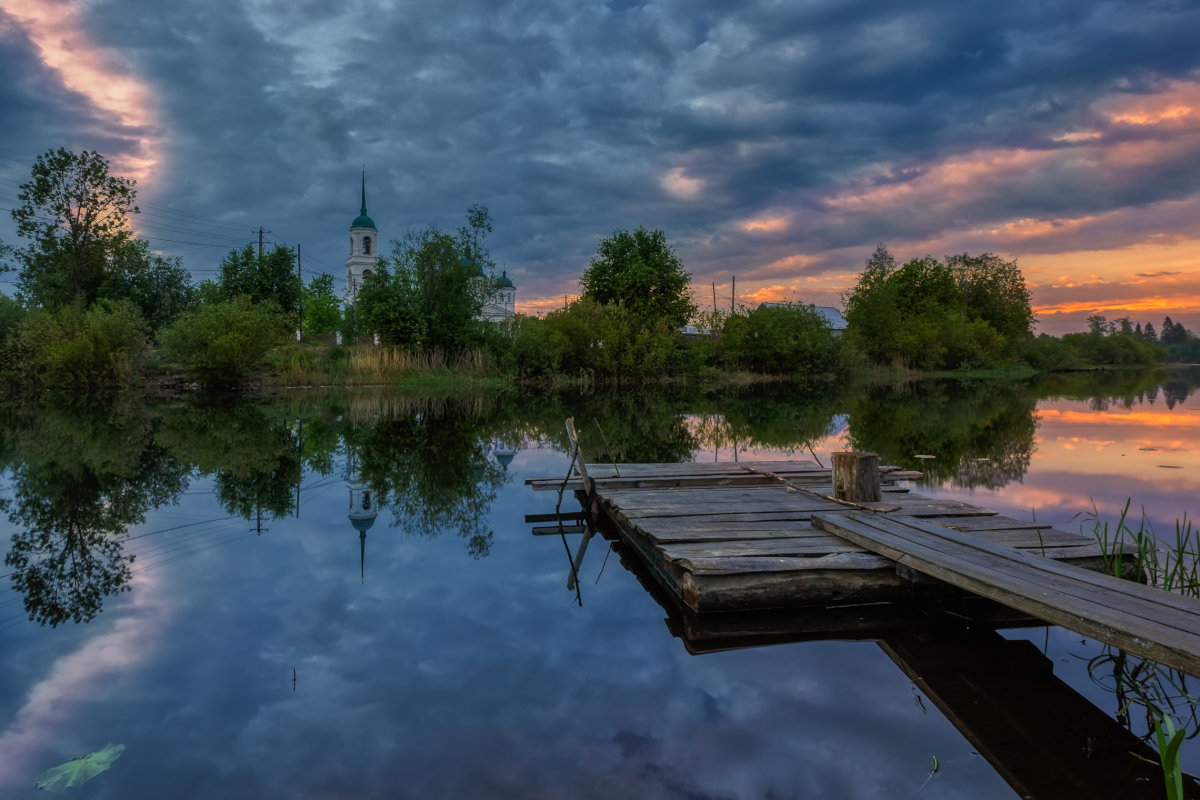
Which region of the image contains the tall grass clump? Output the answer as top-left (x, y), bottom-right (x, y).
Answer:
top-left (1082, 499), bottom-right (1200, 595)
top-left (1082, 499), bottom-right (1200, 796)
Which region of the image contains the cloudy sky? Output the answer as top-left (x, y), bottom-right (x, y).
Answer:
top-left (1, 0), bottom-right (1199, 332)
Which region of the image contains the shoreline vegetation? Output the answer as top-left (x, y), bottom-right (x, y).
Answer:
top-left (0, 147), bottom-right (1197, 397)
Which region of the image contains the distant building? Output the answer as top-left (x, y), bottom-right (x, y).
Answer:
top-left (344, 172), bottom-right (515, 320)
top-left (759, 302), bottom-right (848, 336)
top-left (344, 171), bottom-right (377, 304)
top-left (480, 270), bottom-right (517, 322)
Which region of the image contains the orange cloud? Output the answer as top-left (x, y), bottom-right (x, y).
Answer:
top-left (1097, 80), bottom-right (1200, 128)
top-left (3, 0), bottom-right (160, 181)
top-left (740, 215), bottom-right (789, 233)
top-left (1034, 295), bottom-right (1200, 317)
top-left (660, 167), bottom-right (703, 200)
top-left (746, 285), bottom-right (792, 303)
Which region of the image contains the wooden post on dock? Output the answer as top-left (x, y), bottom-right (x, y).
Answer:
top-left (832, 451), bottom-right (881, 502)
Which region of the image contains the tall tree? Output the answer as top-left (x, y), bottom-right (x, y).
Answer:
top-left (946, 252), bottom-right (1034, 348)
top-left (357, 228), bottom-right (487, 351)
top-left (216, 244), bottom-right (302, 319)
top-left (7, 148), bottom-right (139, 308)
top-left (302, 273), bottom-right (342, 337)
top-left (580, 227), bottom-right (696, 329)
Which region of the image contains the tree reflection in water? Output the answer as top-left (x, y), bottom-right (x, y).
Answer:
top-left (0, 400), bottom-right (189, 626)
top-left (845, 378), bottom-right (1038, 488)
top-left (3, 369), bottom-right (1197, 626)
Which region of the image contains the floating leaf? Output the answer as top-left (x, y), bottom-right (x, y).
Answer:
top-left (34, 743), bottom-right (125, 792)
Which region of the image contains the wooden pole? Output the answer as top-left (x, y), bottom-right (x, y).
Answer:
top-left (832, 451), bottom-right (880, 502)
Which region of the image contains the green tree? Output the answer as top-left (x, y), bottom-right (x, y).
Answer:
top-left (302, 273), bottom-right (342, 338)
top-left (357, 227), bottom-right (488, 351)
top-left (6, 148), bottom-right (139, 308)
top-left (107, 238), bottom-right (197, 331)
top-left (724, 303), bottom-right (839, 377)
top-left (580, 227), bottom-right (696, 329)
top-left (845, 248), bottom-right (1033, 370)
top-left (160, 296), bottom-right (289, 384)
top-left (947, 252), bottom-right (1034, 351)
top-left (216, 244), bottom-right (301, 321)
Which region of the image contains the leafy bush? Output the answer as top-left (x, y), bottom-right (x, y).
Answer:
top-left (719, 304), bottom-right (840, 377)
top-left (6, 300), bottom-right (147, 391)
top-left (160, 297), bottom-right (288, 384)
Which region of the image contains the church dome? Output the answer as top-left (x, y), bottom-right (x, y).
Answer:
top-left (495, 270), bottom-right (514, 288)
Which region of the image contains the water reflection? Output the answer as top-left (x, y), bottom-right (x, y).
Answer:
top-left (157, 401), bottom-right (305, 527)
top-left (0, 401), bottom-right (188, 626)
top-left (843, 379), bottom-right (1037, 488)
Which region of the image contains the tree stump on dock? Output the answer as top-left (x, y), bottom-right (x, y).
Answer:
top-left (832, 452), bottom-right (881, 502)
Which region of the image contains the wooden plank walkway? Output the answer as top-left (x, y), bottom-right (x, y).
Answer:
top-left (814, 511), bottom-right (1200, 677)
top-left (523, 458), bottom-right (1200, 675)
top-left (529, 460), bottom-right (1137, 614)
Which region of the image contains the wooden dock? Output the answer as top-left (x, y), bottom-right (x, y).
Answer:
top-left (528, 458), bottom-right (1200, 677)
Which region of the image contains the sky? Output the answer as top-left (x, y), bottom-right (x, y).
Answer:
top-left (0, 0), bottom-right (1199, 333)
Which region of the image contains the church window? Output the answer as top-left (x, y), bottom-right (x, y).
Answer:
top-left (363, 236), bottom-right (372, 255)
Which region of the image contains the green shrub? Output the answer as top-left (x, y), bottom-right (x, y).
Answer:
top-left (160, 297), bottom-right (288, 384)
top-left (6, 300), bottom-right (147, 391)
top-left (728, 304), bottom-right (839, 377)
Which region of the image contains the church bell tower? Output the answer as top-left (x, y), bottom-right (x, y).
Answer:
top-left (345, 170), bottom-right (378, 303)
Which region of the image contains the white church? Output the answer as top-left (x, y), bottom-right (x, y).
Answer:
top-left (344, 174), bottom-right (516, 321)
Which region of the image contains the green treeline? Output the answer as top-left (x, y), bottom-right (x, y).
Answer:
top-left (0, 149), bottom-right (1192, 394)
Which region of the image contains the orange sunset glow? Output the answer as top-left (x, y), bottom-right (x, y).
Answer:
top-left (1, 0), bottom-right (160, 182)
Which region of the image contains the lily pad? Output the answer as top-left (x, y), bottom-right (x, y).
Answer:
top-left (34, 743), bottom-right (124, 792)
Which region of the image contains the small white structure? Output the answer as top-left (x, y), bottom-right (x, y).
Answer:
top-left (480, 271), bottom-right (517, 322)
top-left (345, 171), bottom-right (378, 304)
top-left (759, 302), bottom-right (848, 335)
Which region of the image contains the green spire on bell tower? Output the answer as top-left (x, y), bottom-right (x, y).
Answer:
top-left (351, 167), bottom-right (377, 231)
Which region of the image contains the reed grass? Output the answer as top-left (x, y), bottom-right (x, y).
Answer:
top-left (267, 344), bottom-right (503, 388)
top-left (1083, 500), bottom-right (1200, 795)
top-left (1082, 499), bottom-right (1200, 596)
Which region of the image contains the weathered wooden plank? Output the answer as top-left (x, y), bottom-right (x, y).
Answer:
top-left (678, 564), bottom-right (911, 612)
top-left (958, 529), bottom-right (1093, 547)
top-left (923, 515), bottom-right (1052, 531)
top-left (617, 498), bottom-right (997, 519)
top-left (641, 524), bottom-right (833, 544)
top-left (659, 538), bottom-right (867, 560)
top-left (813, 512), bottom-right (1200, 676)
top-left (680, 552), bottom-right (892, 575)
top-left (530, 524), bottom-right (588, 536)
top-left (524, 511), bottom-right (588, 524)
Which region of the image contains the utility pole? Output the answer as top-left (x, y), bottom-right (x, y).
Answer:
top-left (258, 227), bottom-right (264, 257)
top-left (297, 244), bottom-right (303, 339)
top-left (712, 282), bottom-right (717, 313)
top-left (731, 276), bottom-right (736, 314)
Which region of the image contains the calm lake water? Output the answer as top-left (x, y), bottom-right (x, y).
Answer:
top-left (1, 370), bottom-right (1198, 798)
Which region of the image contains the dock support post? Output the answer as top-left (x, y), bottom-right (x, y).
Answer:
top-left (832, 451), bottom-right (881, 502)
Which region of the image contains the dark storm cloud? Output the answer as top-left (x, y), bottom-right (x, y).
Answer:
top-left (3, 0), bottom-right (1199, 304)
